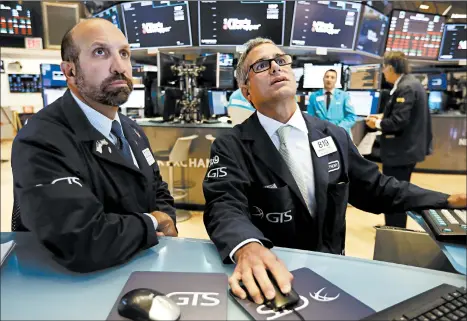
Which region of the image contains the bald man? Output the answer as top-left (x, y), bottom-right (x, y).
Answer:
top-left (11, 19), bottom-right (177, 272)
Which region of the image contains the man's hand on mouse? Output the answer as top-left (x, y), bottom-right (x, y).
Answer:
top-left (150, 211), bottom-right (178, 237)
top-left (230, 242), bottom-right (293, 305)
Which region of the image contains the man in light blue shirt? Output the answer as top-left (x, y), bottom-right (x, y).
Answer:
top-left (307, 69), bottom-right (356, 135)
top-left (227, 88), bottom-right (255, 111)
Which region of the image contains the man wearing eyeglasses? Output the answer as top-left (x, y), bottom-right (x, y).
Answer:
top-left (202, 38), bottom-right (466, 305)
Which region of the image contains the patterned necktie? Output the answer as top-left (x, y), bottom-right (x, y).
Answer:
top-left (111, 120), bottom-right (133, 164)
top-left (276, 125), bottom-right (311, 214)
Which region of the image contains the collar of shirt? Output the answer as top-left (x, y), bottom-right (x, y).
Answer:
top-left (257, 105), bottom-right (308, 139)
top-left (70, 90), bottom-right (122, 143)
top-left (390, 74), bottom-right (404, 95)
top-left (324, 88), bottom-right (335, 96)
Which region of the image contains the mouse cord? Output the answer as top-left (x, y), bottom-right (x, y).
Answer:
top-left (292, 309), bottom-right (306, 321)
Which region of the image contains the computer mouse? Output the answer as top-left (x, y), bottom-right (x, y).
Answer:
top-left (118, 288), bottom-right (181, 321)
top-left (236, 270), bottom-right (300, 311)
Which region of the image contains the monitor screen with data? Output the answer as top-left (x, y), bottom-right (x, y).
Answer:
top-left (348, 64), bottom-right (381, 90)
top-left (199, 1), bottom-right (285, 46)
top-left (347, 90), bottom-right (380, 116)
top-left (93, 5), bottom-right (124, 34)
top-left (303, 64), bottom-right (342, 89)
top-left (355, 5), bottom-right (388, 56)
top-left (122, 1), bottom-right (192, 49)
top-left (290, 1), bottom-right (361, 49)
top-left (0, 3), bottom-right (33, 36)
top-left (438, 24), bottom-right (467, 61)
top-left (386, 10), bottom-right (445, 60)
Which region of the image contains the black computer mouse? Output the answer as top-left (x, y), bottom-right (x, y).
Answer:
top-left (118, 288), bottom-right (181, 321)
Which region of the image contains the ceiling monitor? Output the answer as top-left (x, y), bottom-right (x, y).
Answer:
top-left (355, 5), bottom-right (389, 56)
top-left (303, 64), bottom-right (342, 89)
top-left (0, 2), bottom-right (33, 37)
top-left (290, 1), bottom-right (361, 50)
top-left (385, 10), bottom-right (445, 60)
top-left (438, 23), bottom-right (467, 61)
top-left (93, 5), bottom-right (125, 34)
top-left (348, 64), bottom-right (381, 90)
top-left (122, 1), bottom-right (192, 49)
top-left (198, 1), bottom-right (285, 46)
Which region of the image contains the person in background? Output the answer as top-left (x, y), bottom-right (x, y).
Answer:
top-left (202, 37), bottom-right (466, 306)
top-left (11, 18), bottom-right (177, 273)
top-left (227, 88), bottom-right (255, 111)
top-left (307, 69), bottom-right (357, 136)
top-left (366, 51), bottom-right (433, 228)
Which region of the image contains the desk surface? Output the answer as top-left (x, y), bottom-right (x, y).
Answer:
top-left (408, 211), bottom-right (466, 275)
top-left (1, 233), bottom-right (466, 320)
top-left (137, 119), bottom-right (234, 129)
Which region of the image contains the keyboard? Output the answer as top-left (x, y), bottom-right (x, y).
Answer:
top-left (421, 209), bottom-right (467, 244)
top-left (362, 284), bottom-right (467, 321)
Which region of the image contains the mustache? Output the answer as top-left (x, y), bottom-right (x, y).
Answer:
top-left (101, 74), bottom-right (134, 91)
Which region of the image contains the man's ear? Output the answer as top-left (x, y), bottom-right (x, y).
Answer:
top-left (60, 61), bottom-right (75, 81)
top-left (240, 85), bottom-right (250, 102)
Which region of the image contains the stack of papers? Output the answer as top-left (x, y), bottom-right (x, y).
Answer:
top-left (1, 240), bottom-right (15, 266)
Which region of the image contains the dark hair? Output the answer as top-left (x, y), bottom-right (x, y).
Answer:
top-left (383, 51), bottom-right (410, 74)
top-left (324, 69), bottom-right (337, 77)
top-left (61, 27), bottom-right (79, 63)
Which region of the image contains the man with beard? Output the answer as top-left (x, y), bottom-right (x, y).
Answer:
top-left (11, 19), bottom-right (177, 272)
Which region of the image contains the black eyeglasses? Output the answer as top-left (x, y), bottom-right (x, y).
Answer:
top-left (245, 54), bottom-right (292, 84)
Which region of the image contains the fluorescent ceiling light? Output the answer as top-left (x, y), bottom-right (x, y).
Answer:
top-left (451, 13), bottom-right (467, 19)
top-left (442, 5), bottom-right (452, 16)
top-left (419, 4), bottom-right (429, 9)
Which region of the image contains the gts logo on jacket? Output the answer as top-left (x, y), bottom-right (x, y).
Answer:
top-left (252, 207), bottom-right (293, 223)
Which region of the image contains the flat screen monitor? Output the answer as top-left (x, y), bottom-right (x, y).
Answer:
top-left (199, 1), bottom-right (285, 46)
top-left (41, 64), bottom-right (67, 88)
top-left (303, 64), bottom-right (342, 89)
top-left (208, 91), bottom-right (228, 116)
top-left (8, 74), bottom-right (41, 93)
top-left (413, 73), bottom-right (429, 90)
top-left (347, 90), bottom-right (380, 116)
top-left (0, 3), bottom-right (32, 36)
top-left (219, 53), bottom-right (233, 67)
top-left (43, 88), bottom-right (67, 107)
top-left (348, 64), bottom-right (381, 90)
top-left (157, 52), bottom-right (181, 87)
top-left (93, 5), bottom-right (124, 34)
top-left (386, 10), bottom-right (445, 60)
top-left (428, 91), bottom-right (445, 113)
top-left (438, 24), bottom-right (467, 61)
top-left (428, 74), bottom-right (447, 91)
top-left (121, 89), bottom-right (145, 108)
top-left (122, 1), bottom-right (192, 49)
top-left (290, 1), bottom-right (361, 49)
top-left (355, 5), bottom-right (388, 56)
top-left (197, 53), bottom-right (219, 88)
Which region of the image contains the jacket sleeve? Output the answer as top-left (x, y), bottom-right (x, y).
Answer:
top-left (307, 93), bottom-right (318, 117)
top-left (337, 92), bottom-right (357, 132)
top-left (380, 85), bottom-right (415, 133)
top-left (153, 165), bottom-right (176, 224)
top-left (11, 130), bottom-right (159, 273)
top-left (203, 136), bottom-right (272, 263)
top-left (346, 132), bottom-right (450, 213)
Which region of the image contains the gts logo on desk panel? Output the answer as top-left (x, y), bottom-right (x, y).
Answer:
top-left (166, 292), bottom-right (220, 307)
top-left (252, 206), bottom-right (293, 224)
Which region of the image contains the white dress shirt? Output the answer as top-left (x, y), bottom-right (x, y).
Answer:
top-left (229, 106), bottom-right (316, 262)
top-left (70, 91), bottom-right (158, 230)
top-left (376, 75), bottom-right (404, 129)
